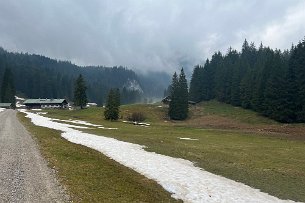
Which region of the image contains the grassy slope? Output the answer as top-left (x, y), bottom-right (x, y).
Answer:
top-left (18, 113), bottom-right (180, 203)
top-left (195, 100), bottom-right (278, 125)
top-left (21, 101), bottom-right (305, 202)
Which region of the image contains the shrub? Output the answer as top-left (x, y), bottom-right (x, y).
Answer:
top-left (127, 112), bottom-right (146, 122)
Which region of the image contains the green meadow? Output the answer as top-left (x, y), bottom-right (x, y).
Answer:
top-left (19, 101), bottom-right (305, 202)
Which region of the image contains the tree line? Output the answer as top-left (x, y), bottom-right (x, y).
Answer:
top-left (189, 38), bottom-right (305, 123)
top-left (0, 68), bottom-right (16, 107)
top-left (0, 47), bottom-right (168, 105)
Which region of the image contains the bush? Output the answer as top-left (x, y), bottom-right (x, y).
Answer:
top-left (127, 112), bottom-right (146, 122)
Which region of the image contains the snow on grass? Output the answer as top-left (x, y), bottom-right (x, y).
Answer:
top-left (138, 122), bottom-right (150, 126)
top-left (59, 119), bottom-right (103, 127)
top-left (16, 103), bottom-right (25, 108)
top-left (36, 112), bottom-right (48, 115)
top-left (46, 118), bottom-right (117, 129)
top-left (178, 137), bottom-right (199, 141)
top-left (123, 120), bottom-right (151, 127)
top-left (21, 110), bottom-right (296, 203)
top-left (0, 108), bottom-right (5, 113)
top-left (98, 126), bottom-right (118, 130)
top-left (15, 95), bottom-right (25, 101)
top-left (20, 110), bottom-right (90, 130)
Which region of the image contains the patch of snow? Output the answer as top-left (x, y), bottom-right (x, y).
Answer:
top-left (98, 126), bottom-right (118, 130)
top-left (87, 103), bottom-right (97, 106)
top-left (15, 95), bottom-right (25, 101)
top-left (178, 137), bottom-right (199, 141)
top-left (31, 109), bottom-right (42, 111)
top-left (0, 108), bottom-right (5, 113)
top-left (157, 105), bottom-right (163, 108)
top-left (124, 79), bottom-right (143, 93)
top-left (21, 110), bottom-right (295, 203)
top-left (138, 122), bottom-right (150, 126)
top-left (36, 112), bottom-right (48, 115)
top-left (123, 120), bottom-right (150, 126)
top-left (16, 103), bottom-right (25, 108)
top-left (59, 119), bottom-right (103, 127)
top-left (19, 110), bottom-right (89, 130)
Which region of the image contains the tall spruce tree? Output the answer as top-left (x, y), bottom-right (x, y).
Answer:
top-left (168, 72), bottom-right (179, 119)
top-left (114, 88), bottom-right (121, 107)
top-left (178, 68), bottom-right (189, 120)
top-left (73, 74), bottom-right (87, 109)
top-left (189, 65), bottom-right (203, 102)
top-left (169, 68), bottom-right (188, 120)
top-left (1, 68), bottom-right (16, 107)
top-left (104, 88), bottom-right (120, 120)
top-left (290, 38), bottom-right (305, 122)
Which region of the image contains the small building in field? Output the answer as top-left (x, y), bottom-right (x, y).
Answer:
top-left (0, 103), bottom-right (13, 109)
top-left (24, 99), bottom-right (68, 109)
top-left (161, 96), bottom-right (198, 105)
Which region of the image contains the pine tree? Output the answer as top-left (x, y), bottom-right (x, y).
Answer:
top-left (1, 68), bottom-right (16, 107)
top-left (114, 88), bottom-right (121, 107)
top-left (168, 72), bottom-right (179, 119)
top-left (104, 88), bottom-right (120, 121)
top-left (73, 74), bottom-right (87, 109)
top-left (276, 65), bottom-right (298, 122)
top-left (290, 39), bottom-right (305, 122)
top-left (240, 71), bottom-right (253, 109)
top-left (169, 68), bottom-right (188, 120)
top-left (178, 68), bottom-right (189, 120)
top-left (189, 65), bottom-right (203, 102)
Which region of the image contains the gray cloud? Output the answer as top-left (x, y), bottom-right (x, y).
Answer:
top-left (0, 0), bottom-right (304, 74)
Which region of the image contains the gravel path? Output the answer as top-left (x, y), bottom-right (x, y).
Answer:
top-left (0, 110), bottom-right (68, 203)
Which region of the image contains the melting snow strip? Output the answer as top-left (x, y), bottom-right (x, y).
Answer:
top-left (0, 108), bottom-right (5, 113)
top-left (97, 126), bottom-right (118, 130)
top-left (48, 118), bottom-right (115, 129)
top-left (20, 110), bottom-right (296, 203)
top-left (59, 119), bottom-right (103, 127)
top-left (178, 137), bottom-right (199, 141)
top-left (36, 112), bottom-right (48, 115)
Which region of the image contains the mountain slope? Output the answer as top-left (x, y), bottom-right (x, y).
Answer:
top-left (0, 47), bottom-right (169, 104)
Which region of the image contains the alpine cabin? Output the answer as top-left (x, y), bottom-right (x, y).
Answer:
top-left (24, 99), bottom-right (68, 109)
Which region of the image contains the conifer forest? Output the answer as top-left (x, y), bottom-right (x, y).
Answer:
top-left (189, 38), bottom-right (305, 123)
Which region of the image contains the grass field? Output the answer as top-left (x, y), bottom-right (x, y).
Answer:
top-left (18, 113), bottom-right (180, 203)
top-left (19, 101), bottom-right (305, 202)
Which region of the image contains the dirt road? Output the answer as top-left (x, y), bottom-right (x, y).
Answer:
top-left (0, 110), bottom-right (67, 202)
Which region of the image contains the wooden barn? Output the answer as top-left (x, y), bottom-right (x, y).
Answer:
top-left (24, 99), bottom-right (68, 109)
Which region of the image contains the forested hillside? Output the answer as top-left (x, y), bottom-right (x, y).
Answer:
top-left (0, 47), bottom-right (169, 105)
top-left (189, 38), bottom-right (305, 123)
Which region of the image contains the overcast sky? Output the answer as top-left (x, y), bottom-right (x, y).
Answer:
top-left (0, 0), bottom-right (304, 74)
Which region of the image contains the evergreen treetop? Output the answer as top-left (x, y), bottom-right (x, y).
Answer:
top-left (104, 88), bottom-right (120, 121)
top-left (73, 74), bottom-right (87, 109)
top-left (168, 69), bottom-right (188, 120)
